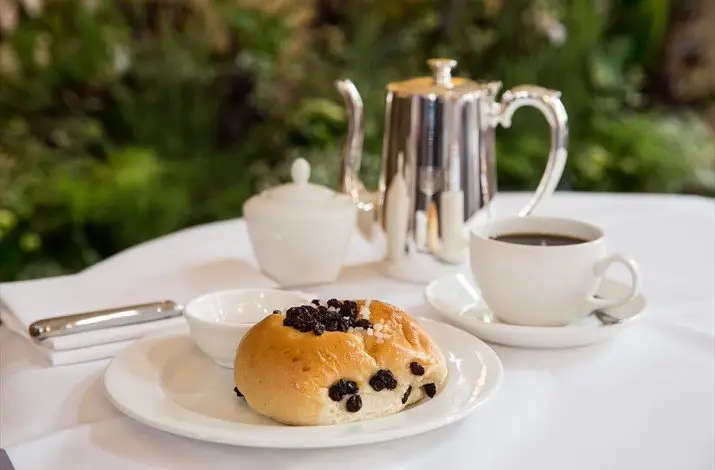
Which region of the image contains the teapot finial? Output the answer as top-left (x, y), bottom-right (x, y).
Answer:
top-left (291, 158), bottom-right (310, 185)
top-left (427, 58), bottom-right (457, 86)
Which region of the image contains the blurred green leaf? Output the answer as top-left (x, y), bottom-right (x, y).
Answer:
top-left (0, 0), bottom-right (713, 282)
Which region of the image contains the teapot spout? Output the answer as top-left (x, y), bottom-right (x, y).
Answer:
top-left (335, 79), bottom-right (368, 206)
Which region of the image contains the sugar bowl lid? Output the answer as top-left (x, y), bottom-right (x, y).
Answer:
top-left (244, 158), bottom-right (355, 216)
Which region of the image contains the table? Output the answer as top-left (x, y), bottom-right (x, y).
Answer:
top-left (2, 192), bottom-right (714, 470)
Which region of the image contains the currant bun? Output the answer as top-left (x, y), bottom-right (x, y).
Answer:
top-left (233, 299), bottom-right (448, 425)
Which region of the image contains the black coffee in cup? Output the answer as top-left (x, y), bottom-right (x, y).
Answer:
top-left (490, 233), bottom-right (589, 246)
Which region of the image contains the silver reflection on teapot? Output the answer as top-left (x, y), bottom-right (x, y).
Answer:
top-left (336, 58), bottom-right (568, 283)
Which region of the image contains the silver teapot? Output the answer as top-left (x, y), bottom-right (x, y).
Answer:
top-left (336, 58), bottom-right (568, 282)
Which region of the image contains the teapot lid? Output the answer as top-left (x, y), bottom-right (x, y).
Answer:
top-left (387, 58), bottom-right (500, 97)
top-left (244, 158), bottom-right (354, 214)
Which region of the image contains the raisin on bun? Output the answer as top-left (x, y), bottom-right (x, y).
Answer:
top-left (233, 299), bottom-right (448, 426)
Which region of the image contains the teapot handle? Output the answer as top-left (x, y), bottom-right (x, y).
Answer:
top-left (492, 85), bottom-right (568, 216)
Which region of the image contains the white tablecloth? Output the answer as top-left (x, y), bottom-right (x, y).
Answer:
top-left (2, 192), bottom-right (714, 470)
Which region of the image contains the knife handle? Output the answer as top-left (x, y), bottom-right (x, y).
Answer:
top-left (28, 300), bottom-right (183, 341)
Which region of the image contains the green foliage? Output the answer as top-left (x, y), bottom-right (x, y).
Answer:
top-left (0, 0), bottom-right (713, 281)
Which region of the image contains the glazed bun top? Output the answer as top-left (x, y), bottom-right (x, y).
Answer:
top-left (233, 299), bottom-right (448, 426)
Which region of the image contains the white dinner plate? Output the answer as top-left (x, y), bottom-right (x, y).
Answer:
top-left (425, 273), bottom-right (647, 349)
top-left (103, 318), bottom-right (503, 448)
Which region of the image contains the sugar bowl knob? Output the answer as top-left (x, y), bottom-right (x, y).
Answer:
top-left (291, 158), bottom-right (311, 185)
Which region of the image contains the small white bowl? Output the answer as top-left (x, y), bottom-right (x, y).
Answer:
top-left (183, 288), bottom-right (312, 368)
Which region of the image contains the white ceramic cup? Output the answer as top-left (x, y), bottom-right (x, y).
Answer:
top-left (469, 216), bottom-right (642, 327)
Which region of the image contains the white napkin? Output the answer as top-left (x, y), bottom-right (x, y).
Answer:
top-left (0, 258), bottom-right (279, 366)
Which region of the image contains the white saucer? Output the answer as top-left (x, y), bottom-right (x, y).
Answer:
top-left (425, 273), bottom-right (647, 349)
top-left (103, 319), bottom-right (503, 448)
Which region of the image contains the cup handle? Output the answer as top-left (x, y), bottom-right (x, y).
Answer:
top-left (493, 85), bottom-right (569, 216)
top-left (587, 254), bottom-right (642, 310)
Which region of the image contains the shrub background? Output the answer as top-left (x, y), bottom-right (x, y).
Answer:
top-left (0, 0), bottom-right (713, 281)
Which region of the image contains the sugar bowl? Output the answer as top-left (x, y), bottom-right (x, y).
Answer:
top-left (243, 158), bottom-right (358, 287)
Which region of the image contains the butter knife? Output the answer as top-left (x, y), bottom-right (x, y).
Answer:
top-left (27, 300), bottom-right (184, 341)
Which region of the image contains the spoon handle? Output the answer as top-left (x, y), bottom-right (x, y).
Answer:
top-left (592, 309), bottom-right (623, 326)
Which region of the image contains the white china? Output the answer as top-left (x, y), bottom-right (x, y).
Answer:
top-left (103, 318), bottom-right (503, 448)
top-left (183, 288), bottom-right (312, 368)
top-left (425, 272), bottom-right (647, 349)
top-left (470, 216), bottom-right (642, 327)
top-left (243, 158), bottom-right (358, 287)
